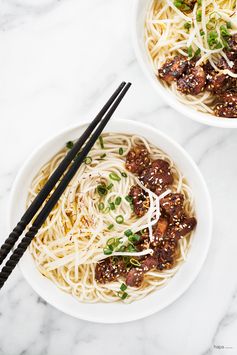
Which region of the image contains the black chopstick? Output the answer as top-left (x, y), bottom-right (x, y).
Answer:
top-left (0, 82), bottom-right (131, 289)
top-left (0, 81), bottom-right (126, 266)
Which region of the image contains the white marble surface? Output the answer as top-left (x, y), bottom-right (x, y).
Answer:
top-left (0, 0), bottom-right (237, 354)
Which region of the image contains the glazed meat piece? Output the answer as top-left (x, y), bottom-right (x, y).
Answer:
top-left (158, 56), bottom-right (189, 84)
top-left (95, 258), bottom-right (127, 283)
top-left (214, 92), bottom-right (237, 118)
top-left (152, 217), bottom-right (169, 245)
top-left (160, 193), bottom-right (184, 220)
top-left (139, 159), bottom-right (173, 195)
top-left (126, 268), bottom-right (144, 287)
top-left (168, 216), bottom-right (197, 240)
top-left (225, 34), bottom-right (237, 61)
top-left (205, 59), bottom-right (236, 94)
top-left (177, 66), bottom-right (206, 95)
top-left (126, 256), bottom-right (158, 287)
top-left (129, 185), bottom-right (149, 217)
top-left (154, 237), bottom-right (178, 270)
top-left (125, 145), bottom-right (151, 175)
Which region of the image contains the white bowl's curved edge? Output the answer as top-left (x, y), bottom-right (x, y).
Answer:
top-left (131, 0), bottom-right (237, 129)
top-left (8, 119), bottom-right (213, 323)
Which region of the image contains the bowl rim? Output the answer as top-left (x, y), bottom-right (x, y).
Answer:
top-left (8, 118), bottom-right (213, 323)
top-left (131, 0), bottom-right (237, 128)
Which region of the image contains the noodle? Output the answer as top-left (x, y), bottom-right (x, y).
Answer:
top-left (28, 133), bottom-right (195, 303)
top-left (145, 0), bottom-right (237, 115)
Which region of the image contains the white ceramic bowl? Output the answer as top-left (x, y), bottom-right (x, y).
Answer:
top-left (8, 119), bottom-right (212, 323)
top-left (132, 0), bottom-right (237, 128)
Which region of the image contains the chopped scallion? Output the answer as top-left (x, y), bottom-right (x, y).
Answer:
top-left (103, 248), bottom-right (112, 255)
top-left (194, 48), bottom-right (201, 57)
top-left (107, 183), bottom-right (113, 190)
top-left (116, 215), bottom-right (124, 224)
top-left (66, 141), bottom-right (74, 149)
top-left (109, 202), bottom-right (115, 211)
top-left (99, 136), bottom-right (104, 149)
top-left (187, 45), bottom-right (193, 58)
top-left (220, 25), bottom-right (230, 37)
top-left (124, 229), bottom-right (133, 237)
top-left (108, 224), bottom-right (114, 230)
top-left (196, 10), bottom-right (202, 22)
top-left (121, 172), bottom-right (127, 178)
top-left (125, 195), bottom-right (133, 203)
top-left (97, 184), bottom-right (108, 196)
top-left (84, 156), bottom-right (92, 165)
top-left (130, 258), bottom-right (141, 267)
top-left (109, 172), bottom-right (121, 181)
top-left (184, 22), bottom-right (191, 30)
top-left (104, 207), bottom-right (110, 214)
top-left (115, 196), bottom-right (122, 205)
top-left (119, 147), bottom-right (123, 155)
top-left (128, 234), bottom-right (140, 243)
top-left (120, 283), bottom-right (127, 291)
top-left (98, 202), bottom-right (105, 211)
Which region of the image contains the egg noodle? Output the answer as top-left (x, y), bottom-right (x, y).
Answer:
top-left (145, 0), bottom-right (237, 114)
top-left (28, 133), bottom-right (195, 303)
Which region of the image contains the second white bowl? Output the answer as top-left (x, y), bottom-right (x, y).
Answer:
top-left (132, 0), bottom-right (237, 128)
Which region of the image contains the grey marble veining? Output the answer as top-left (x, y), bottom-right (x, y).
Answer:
top-left (0, 0), bottom-right (237, 354)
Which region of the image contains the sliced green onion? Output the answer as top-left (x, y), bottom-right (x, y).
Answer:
top-left (207, 30), bottom-right (218, 47)
top-left (115, 196), bottom-right (122, 205)
top-left (84, 156), bottom-right (92, 165)
top-left (119, 245), bottom-right (126, 252)
top-left (98, 202), bottom-right (105, 211)
top-left (187, 46), bottom-right (193, 58)
top-left (66, 141), bottom-right (74, 149)
top-left (109, 202), bottom-right (115, 211)
top-left (124, 229), bottom-right (133, 237)
top-left (120, 283), bottom-right (127, 291)
top-left (97, 184), bottom-right (107, 196)
top-left (108, 224), bottom-right (114, 230)
top-left (220, 25), bottom-right (230, 37)
top-left (128, 234), bottom-right (140, 243)
top-left (100, 153), bottom-right (106, 159)
top-left (200, 29), bottom-right (205, 36)
top-left (127, 244), bottom-right (137, 253)
top-left (214, 41), bottom-right (223, 49)
top-left (174, 1), bottom-right (182, 8)
top-left (121, 172), bottom-right (127, 178)
top-left (196, 10), bottom-right (202, 22)
top-left (104, 207), bottom-right (110, 214)
top-left (119, 147), bottom-right (123, 155)
top-left (184, 22), bottom-right (191, 30)
top-left (194, 48), bottom-right (201, 57)
top-left (103, 247), bottom-right (112, 255)
top-left (99, 136), bottom-right (104, 149)
top-left (118, 291), bottom-right (128, 300)
top-left (109, 172), bottom-right (121, 181)
top-left (125, 195), bottom-right (133, 203)
top-left (197, 0), bottom-right (202, 5)
top-left (107, 238), bottom-right (115, 247)
top-left (226, 21), bottom-right (232, 29)
top-left (116, 215), bottom-right (124, 224)
top-left (107, 183), bottom-right (113, 190)
top-left (130, 258), bottom-right (141, 267)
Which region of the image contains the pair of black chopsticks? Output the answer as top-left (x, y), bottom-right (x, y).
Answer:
top-left (0, 81), bottom-right (131, 289)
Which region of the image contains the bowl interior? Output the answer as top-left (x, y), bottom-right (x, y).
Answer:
top-left (132, 0), bottom-right (237, 128)
top-left (8, 119), bottom-right (212, 323)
